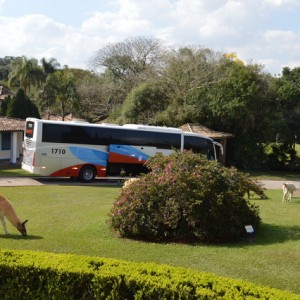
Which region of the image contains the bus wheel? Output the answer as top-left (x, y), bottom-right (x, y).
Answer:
top-left (79, 165), bottom-right (96, 183)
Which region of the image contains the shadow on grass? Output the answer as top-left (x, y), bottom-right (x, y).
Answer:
top-left (228, 223), bottom-right (300, 248)
top-left (200, 222), bottom-right (300, 248)
top-left (34, 177), bottom-right (122, 187)
top-left (0, 234), bottom-right (43, 240)
top-left (253, 223), bottom-right (300, 245)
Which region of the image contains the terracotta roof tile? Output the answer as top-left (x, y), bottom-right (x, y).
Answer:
top-left (180, 123), bottom-right (233, 139)
top-left (0, 117), bottom-right (25, 132)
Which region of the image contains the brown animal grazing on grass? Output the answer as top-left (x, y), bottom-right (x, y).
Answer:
top-left (0, 195), bottom-right (28, 236)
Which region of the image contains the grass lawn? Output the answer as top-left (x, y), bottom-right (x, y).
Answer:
top-left (0, 165), bottom-right (34, 177)
top-left (0, 185), bottom-right (299, 295)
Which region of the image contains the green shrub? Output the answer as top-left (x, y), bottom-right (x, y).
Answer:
top-left (266, 143), bottom-right (300, 172)
top-left (0, 249), bottom-right (299, 300)
top-left (110, 151), bottom-right (262, 243)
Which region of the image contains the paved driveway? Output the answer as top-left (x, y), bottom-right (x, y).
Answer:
top-left (260, 180), bottom-right (300, 190)
top-left (0, 177), bottom-right (43, 186)
top-left (0, 177), bottom-right (299, 189)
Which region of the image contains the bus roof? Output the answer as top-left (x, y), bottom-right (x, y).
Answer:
top-left (122, 123), bottom-right (182, 133)
top-left (27, 118), bottom-right (183, 133)
top-left (26, 118), bottom-right (211, 139)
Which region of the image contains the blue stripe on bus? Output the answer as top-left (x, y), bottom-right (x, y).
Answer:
top-left (109, 145), bottom-right (149, 161)
top-left (69, 147), bottom-right (109, 166)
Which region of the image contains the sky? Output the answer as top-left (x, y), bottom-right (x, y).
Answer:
top-left (0, 0), bottom-right (300, 75)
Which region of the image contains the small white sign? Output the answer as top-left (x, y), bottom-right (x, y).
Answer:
top-left (245, 225), bottom-right (254, 234)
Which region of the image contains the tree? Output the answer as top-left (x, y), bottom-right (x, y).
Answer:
top-left (276, 67), bottom-right (300, 146)
top-left (6, 88), bottom-right (40, 119)
top-left (40, 57), bottom-right (60, 75)
top-left (88, 37), bottom-right (164, 121)
top-left (187, 59), bottom-right (278, 168)
top-left (39, 69), bottom-right (79, 120)
top-left (119, 81), bottom-right (168, 124)
top-left (89, 36), bottom-right (162, 80)
top-left (8, 56), bottom-right (45, 94)
top-left (156, 46), bottom-right (221, 126)
top-left (76, 72), bottom-right (117, 122)
top-left (0, 56), bottom-right (16, 81)
top-left (0, 96), bottom-right (11, 116)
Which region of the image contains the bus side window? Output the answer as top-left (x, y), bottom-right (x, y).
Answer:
top-left (184, 135), bottom-right (213, 155)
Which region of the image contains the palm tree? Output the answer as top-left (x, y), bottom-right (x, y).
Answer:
top-left (39, 69), bottom-right (80, 120)
top-left (40, 57), bottom-right (60, 75)
top-left (8, 56), bottom-right (45, 94)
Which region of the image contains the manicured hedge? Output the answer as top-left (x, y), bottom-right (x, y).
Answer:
top-left (0, 249), bottom-right (299, 299)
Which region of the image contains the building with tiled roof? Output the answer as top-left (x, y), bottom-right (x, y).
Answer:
top-left (0, 117), bottom-right (25, 132)
top-left (180, 123), bottom-right (233, 165)
top-left (0, 117), bottom-right (25, 164)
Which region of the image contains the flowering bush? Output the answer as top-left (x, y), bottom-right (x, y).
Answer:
top-left (110, 151), bottom-right (261, 243)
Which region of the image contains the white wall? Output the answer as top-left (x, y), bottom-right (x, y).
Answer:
top-left (0, 131), bottom-right (23, 162)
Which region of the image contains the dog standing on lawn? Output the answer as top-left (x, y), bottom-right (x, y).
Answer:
top-left (282, 183), bottom-right (297, 203)
top-left (0, 194), bottom-right (28, 236)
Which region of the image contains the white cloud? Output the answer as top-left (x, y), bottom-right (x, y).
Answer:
top-left (229, 28), bottom-right (300, 74)
top-left (264, 30), bottom-right (297, 44)
top-left (0, 15), bottom-right (67, 53)
top-left (81, 0), bottom-right (174, 38)
top-left (0, 14), bottom-right (95, 68)
top-left (261, 30), bottom-right (300, 73)
top-left (262, 0), bottom-right (299, 8)
top-left (199, 1), bottom-right (248, 38)
top-left (0, 0), bottom-right (299, 74)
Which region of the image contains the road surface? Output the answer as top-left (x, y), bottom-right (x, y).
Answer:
top-left (0, 177), bottom-right (299, 189)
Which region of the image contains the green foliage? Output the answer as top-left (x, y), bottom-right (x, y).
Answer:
top-left (8, 56), bottom-right (45, 94)
top-left (0, 56), bottom-right (16, 81)
top-left (39, 69), bottom-right (79, 120)
top-left (1, 46), bottom-right (300, 170)
top-left (1, 185), bottom-right (300, 293)
top-left (266, 143), bottom-right (300, 171)
top-left (0, 249), bottom-right (298, 300)
top-left (110, 151), bottom-right (261, 243)
top-left (120, 81), bottom-right (167, 124)
top-left (156, 47), bottom-right (219, 126)
top-left (188, 60), bottom-right (278, 168)
top-left (6, 88), bottom-right (40, 119)
top-left (276, 67), bottom-right (300, 146)
top-left (40, 57), bottom-right (60, 74)
top-left (0, 96), bottom-right (10, 116)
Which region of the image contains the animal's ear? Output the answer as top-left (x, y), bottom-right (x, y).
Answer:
top-left (22, 220), bottom-right (28, 225)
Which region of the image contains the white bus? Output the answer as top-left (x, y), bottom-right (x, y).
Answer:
top-left (22, 118), bottom-right (221, 182)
